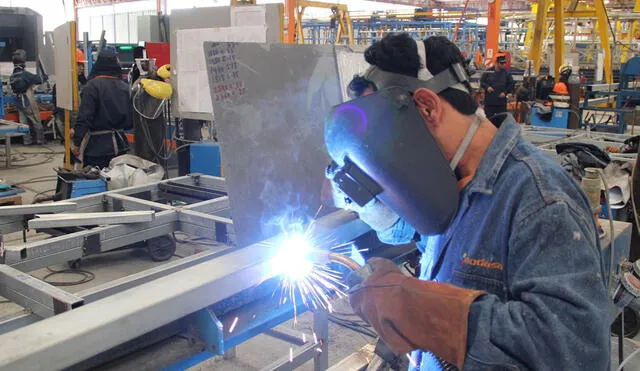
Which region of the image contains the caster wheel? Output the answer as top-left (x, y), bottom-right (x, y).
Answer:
top-left (147, 235), bottom-right (176, 262)
top-left (67, 259), bottom-right (82, 269)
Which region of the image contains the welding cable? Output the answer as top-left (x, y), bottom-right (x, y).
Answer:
top-left (328, 314), bottom-right (377, 338)
top-left (43, 266), bottom-right (95, 286)
top-left (597, 169), bottom-right (616, 291)
top-left (327, 252), bottom-right (362, 272)
top-left (617, 347), bottom-right (640, 371)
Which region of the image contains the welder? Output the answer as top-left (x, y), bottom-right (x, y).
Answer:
top-left (9, 49), bottom-right (48, 145)
top-left (323, 34), bottom-right (609, 370)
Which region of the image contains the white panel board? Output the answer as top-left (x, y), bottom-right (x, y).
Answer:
top-left (335, 47), bottom-right (369, 102)
top-left (176, 26), bottom-right (267, 115)
top-left (230, 5), bottom-right (266, 27)
top-left (53, 23), bottom-right (74, 111)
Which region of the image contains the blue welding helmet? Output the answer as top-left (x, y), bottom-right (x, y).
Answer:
top-left (324, 64), bottom-right (475, 235)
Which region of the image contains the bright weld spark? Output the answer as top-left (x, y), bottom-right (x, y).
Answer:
top-left (302, 333), bottom-right (307, 342)
top-left (313, 332), bottom-right (318, 344)
top-left (267, 209), bottom-right (356, 321)
top-left (407, 354), bottom-right (417, 368)
top-left (289, 348), bottom-right (293, 363)
top-left (316, 348), bottom-right (323, 353)
top-left (229, 316), bottom-right (239, 333)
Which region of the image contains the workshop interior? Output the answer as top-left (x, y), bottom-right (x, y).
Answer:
top-left (0, 0), bottom-right (639, 370)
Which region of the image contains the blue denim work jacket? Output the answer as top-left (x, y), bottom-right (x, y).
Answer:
top-left (378, 117), bottom-right (610, 370)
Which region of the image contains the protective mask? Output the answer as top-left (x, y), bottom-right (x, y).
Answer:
top-left (324, 60), bottom-right (479, 236)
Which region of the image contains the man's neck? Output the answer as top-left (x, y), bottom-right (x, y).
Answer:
top-left (456, 119), bottom-right (498, 181)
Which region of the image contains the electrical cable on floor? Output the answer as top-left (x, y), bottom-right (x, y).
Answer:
top-left (12, 176), bottom-right (58, 186)
top-left (43, 266), bottom-right (95, 286)
top-left (328, 314), bottom-right (377, 338)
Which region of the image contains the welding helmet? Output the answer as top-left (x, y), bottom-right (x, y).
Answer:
top-left (324, 41), bottom-right (480, 235)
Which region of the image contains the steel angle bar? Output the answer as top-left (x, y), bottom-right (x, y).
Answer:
top-left (107, 194), bottom-right (173, 211)
top-left (0, 312), bottom-right (40, 335)
top-left (0, 265), bottom-right (84, 318)
top-left (28, 211), bottom-right (156, 229)
top-left (76, 248), bottom-right (236, 303)
top-left (6, 211), bottom-right (179, 272)
top-left (0, 211), bottom-right (368, 371)
top-left (182, 196), bottom-right (230, 213)
top-left (0, 217), bottom-right (25, 235)
top-left (173, 174), bottom-right (228, 193)
top-left (178, 210), bottom-right (232, 228)
top-left (0, 202), bottom-right (77, 217)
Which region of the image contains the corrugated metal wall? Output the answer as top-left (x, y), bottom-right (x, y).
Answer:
top-left (78, 10), bottom-right (155, 43)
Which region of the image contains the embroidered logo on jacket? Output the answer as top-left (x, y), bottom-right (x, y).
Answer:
top-left (461, 256), bottom-right (504, 271)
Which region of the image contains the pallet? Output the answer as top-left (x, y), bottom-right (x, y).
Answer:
top-left (0, 195), bottom-right (22, 206)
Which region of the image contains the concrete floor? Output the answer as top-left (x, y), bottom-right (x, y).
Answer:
top-left (0, 142), bottom-right (639, 370)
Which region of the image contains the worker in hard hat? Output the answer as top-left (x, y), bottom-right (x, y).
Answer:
top-left (323, 33), bottom-right (609, 370)
top-left (71, 49), bottom-right (132, 168)
top-left (9, 49), bottom-right (48, 145)
top-left (552, 64), bottom-right (573, 95)
top-left (480, 53), bottom-right (515, 128)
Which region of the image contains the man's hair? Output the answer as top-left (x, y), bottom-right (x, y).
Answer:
top-left (364, 33), bottom-right (478, 115)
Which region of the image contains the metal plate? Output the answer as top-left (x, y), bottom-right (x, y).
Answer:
top-left (204, 43), bottom-right (342, 248)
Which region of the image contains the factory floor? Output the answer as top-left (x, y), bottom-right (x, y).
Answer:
top-left (0, 142), bottom-right (639, 370)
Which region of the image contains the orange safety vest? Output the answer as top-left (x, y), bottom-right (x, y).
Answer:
top-left (552, 82), bottom-right (569, 95)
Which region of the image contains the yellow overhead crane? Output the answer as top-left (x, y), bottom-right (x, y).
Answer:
top-left (528, 0), bottom-right (615, 84)
top-left (292, 1), bottom-right (354, 45)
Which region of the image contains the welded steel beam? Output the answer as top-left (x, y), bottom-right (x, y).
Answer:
top-left (0, 265), bottom-right (84, 318)
top-left (5, 210), bottom-right (179, 272)
top-left (28, 211), bottom-right (156, 229)
top-left (0, 211), bottom-right (369, 371)
top-left (107, 193), bottom-right (174, 211)
top-left (0, 202), bottom-right (77, 217)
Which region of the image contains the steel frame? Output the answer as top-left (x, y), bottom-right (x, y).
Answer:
top-left (0, 210), bottom-right (370, 371)
top-left (0, 174), bottom-right (233, 272)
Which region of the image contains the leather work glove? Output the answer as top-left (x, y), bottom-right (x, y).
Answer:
top-left (349, 258), bottom-right (486, 369)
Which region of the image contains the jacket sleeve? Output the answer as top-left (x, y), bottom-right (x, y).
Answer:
top-left (23, 71), bottom-right (44, 86)
top-left (376, 218), bottom-right (416, 245)
top-left (74, 83), bottom-right (98, 146)
top-left (463, 201), bottom-right (610, 370)
top-left (480, 72), bottom-right (490, 90)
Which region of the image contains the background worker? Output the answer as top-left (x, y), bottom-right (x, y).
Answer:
top-left (9, 49), bottom-right (48, 145)
top-left (552, 64), bottom-right (573, 95)
top-left (324, 33), bottom-right (609, 370)
top-left (72, 49), bottom-right (132, 169)
top-left (480, 53), bottom-right (515, 127)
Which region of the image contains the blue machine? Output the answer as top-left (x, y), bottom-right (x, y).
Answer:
top-left (189, 142), bottom-right (222, 177)
top-left (530, 107), bottom-right (571, 129)
top-left (582, 56), bottom-right (640, 134)
top-left (56, 175), bottom-right (108, 199)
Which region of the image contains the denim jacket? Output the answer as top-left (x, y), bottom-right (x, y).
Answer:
top-left (378, 117), bottom-right (610, 370)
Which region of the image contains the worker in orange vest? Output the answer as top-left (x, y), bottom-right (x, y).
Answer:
top-left (552, 65), bottom-right (572, 95)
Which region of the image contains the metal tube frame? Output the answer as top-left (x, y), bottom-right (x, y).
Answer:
top-left (0, 211), bottom-right (370, 371)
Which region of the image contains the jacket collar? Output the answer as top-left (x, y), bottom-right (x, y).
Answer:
top-left (465, 115), bottom-right (521, 196)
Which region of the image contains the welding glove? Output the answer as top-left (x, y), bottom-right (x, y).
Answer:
top-left (322, 171), bottom-right (400, 232)
top-left (349, 258), bottom-right (486, 370)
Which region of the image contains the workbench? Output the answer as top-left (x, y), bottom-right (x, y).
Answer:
top-left (0, 120), bottom-right (30, 168)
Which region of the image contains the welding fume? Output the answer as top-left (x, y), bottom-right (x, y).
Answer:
top-left (320, 33), bottom-right (610, 370)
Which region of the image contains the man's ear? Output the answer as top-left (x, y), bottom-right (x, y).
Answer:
top-left (413, 88), bottom-right (443, 127)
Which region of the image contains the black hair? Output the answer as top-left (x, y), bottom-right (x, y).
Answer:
top-left (364, 33), bottom-right (478, 115)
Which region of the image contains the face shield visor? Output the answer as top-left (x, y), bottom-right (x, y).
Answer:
top-left (324, 61), bottom-right (479, 236)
